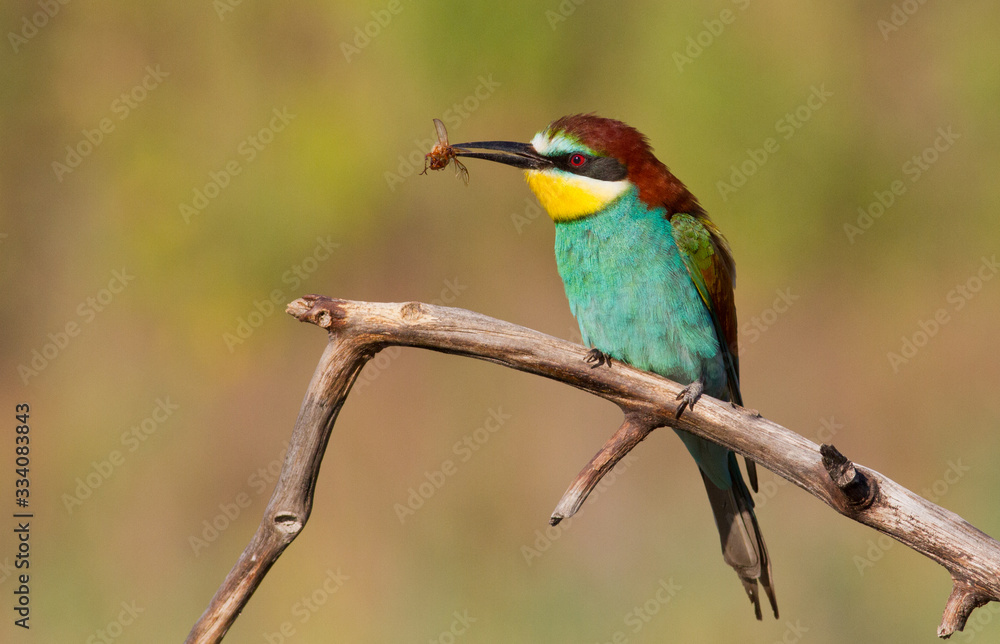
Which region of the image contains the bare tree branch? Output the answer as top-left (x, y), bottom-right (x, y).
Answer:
top-left (186, 296), bottom-right (1000, 641)
top-left (551, 412), bottom-right (656, 526)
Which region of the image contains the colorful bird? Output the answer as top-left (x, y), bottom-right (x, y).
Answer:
top-left (448, 114), bottom-right (778, 619)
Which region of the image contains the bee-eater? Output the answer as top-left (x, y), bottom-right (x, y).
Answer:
top-left (449, 114), bottom-right (778, 619)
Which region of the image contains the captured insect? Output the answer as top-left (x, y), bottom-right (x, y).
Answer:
top-left (420, 118), bottom-right (469, 185)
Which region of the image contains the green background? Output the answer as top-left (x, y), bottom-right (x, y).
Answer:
top-left (3, 1), bottom-right (1000, 642)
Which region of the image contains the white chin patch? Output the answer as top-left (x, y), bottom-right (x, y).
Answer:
top-left (558, 172), bottom-right (631, 200)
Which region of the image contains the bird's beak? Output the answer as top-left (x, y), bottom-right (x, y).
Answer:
top-left (450, 140), bottom-right (552, 170)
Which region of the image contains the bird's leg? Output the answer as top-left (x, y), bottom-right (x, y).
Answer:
top-left (584, 348), bottom-right (611, 369)
top-left (675, 377), bottom-right (705, 418)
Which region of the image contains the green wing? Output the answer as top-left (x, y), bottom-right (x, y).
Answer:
top-left (672, 212), bottom-right (757, 489)
top-left (671, 213), bottom-right (741, 404)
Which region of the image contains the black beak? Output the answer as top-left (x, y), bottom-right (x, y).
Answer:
top-left (450, 140), bottom-right (552, 170)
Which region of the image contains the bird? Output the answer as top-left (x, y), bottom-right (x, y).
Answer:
top-left (447, 114), bottom-right (778, 619)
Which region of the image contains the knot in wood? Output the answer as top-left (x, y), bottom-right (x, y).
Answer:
top-left (311, 298), bottom-right (347, 329)
top-left (314, 310), bottom-right (334, 328)
top-left (400, 301), bottom-right (425, 321)
top-left (273, 512), bottom-right (303, 534)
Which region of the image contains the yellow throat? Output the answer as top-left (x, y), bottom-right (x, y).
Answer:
top-left (524, 169), bottom-right (630, 222)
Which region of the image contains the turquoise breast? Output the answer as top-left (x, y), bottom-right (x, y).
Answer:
top-left (553, 186), bottom-right (728, 399)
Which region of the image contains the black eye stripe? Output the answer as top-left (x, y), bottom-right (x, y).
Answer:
top-left (550, 153), bottom-right (628, 181)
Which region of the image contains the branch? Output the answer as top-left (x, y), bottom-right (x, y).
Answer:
top-left (551, 412), bottom-right (656, 525)
top-left (186, 296), bottom-right (1000, 641)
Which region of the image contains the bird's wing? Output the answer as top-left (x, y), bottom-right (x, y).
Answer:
top-left (672, 212), bottom-right (758, 489)
top-left (671, 213), bottom-right (741, 404)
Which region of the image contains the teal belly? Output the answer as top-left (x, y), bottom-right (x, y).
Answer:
top-left (553, 189), bottom-right (733, 488)
top-left (553, 190), bottom-right (726, 397)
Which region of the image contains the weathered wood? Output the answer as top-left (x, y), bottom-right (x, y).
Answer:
top-left (186, 296), bottom-right (1000, 641)
top-left (551, 412), bottom-right (657, 526)
top-left (185, 320), bottom-right (369, 642)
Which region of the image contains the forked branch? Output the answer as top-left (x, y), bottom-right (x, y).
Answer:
top-left (185, 296), bottom-right (1000, 642)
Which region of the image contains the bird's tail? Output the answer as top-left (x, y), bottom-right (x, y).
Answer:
top-left (699, 454), bottom-right (778, 620)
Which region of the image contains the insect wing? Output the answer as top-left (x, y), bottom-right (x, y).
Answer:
top-left (432, 118), bottom-right (450, 147)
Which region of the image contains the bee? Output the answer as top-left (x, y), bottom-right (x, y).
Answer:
top-left (420, 118), bottom-right (469, 184)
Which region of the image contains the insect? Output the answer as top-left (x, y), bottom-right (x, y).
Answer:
top-left (420, 118), bottom-right (469, 184)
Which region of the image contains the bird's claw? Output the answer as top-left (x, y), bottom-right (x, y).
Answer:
top-left (584, 348), bottom-right (611, 369)
top-left (675, 379), bottom-right (705, 418)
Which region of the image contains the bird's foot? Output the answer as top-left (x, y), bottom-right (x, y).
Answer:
top-left (675, 378), bottom-right (705, 418)
top-left (584, 348), bottom-right (611, 369)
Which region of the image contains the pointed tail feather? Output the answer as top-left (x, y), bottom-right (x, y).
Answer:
top-left (699, 459), bottom-right (778, 620)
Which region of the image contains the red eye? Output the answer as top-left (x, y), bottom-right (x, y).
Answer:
top-left (569, 153), bottom-right (586, 167)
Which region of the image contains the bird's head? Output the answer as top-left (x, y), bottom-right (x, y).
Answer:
top-left (453, 114), bottom-right (701, 222)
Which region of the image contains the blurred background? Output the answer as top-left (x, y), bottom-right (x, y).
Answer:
top-left (2, 1), bottom-right (999, 642)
